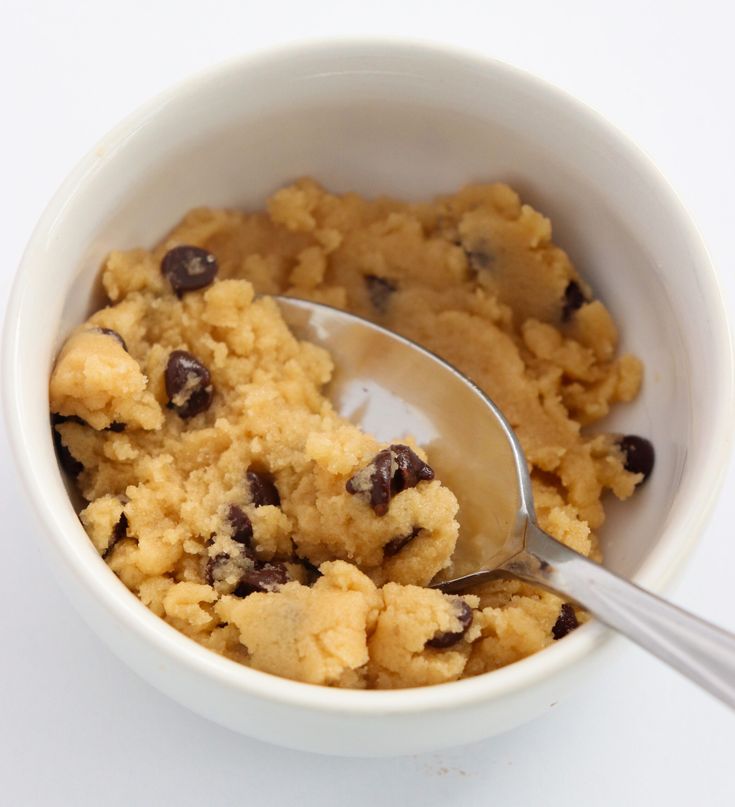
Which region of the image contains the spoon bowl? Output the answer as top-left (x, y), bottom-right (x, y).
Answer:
top-left (277, 295), bottom-right (735, 710)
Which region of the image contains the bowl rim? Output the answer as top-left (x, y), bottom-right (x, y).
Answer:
top-left (3, 36), bottom-right (734, 716)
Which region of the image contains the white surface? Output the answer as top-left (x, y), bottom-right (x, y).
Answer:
top-left (8, 39), bottom-right (728, 756)
top-left (1, 0), bottom-right (733, 801)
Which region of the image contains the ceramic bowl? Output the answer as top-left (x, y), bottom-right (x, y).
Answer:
top-left (3, 40), bottom-right (733, 756)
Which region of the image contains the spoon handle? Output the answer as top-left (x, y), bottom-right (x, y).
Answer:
top-left (503, 522), bottom-right (735, 710)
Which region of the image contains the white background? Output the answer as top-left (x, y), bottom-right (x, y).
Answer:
top-left (2, 1), bottom-right (734, 804)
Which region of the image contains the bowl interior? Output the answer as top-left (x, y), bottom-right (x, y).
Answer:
top-left (17, 44), bottom-right (727, 601)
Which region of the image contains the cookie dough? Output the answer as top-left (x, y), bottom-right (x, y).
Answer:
top-left (49, 180), bottom-right (652, 689)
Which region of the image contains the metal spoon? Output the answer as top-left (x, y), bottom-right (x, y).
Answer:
top-left (276, 295), bottom-right (735, 709)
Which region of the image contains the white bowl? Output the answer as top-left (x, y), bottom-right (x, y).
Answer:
top-left (2, 40), bottom-right (733, 757)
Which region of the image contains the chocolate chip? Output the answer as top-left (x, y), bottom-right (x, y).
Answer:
top-left (205, 528), bottom-right (288, 594)
top-left (161, 245), bottom-right (218, 297)
top-left (205, 553), bottom-right (232, 587)
top-left (51, 413), bottom-right (86, 426)
top-left (460, 236), bottom-right (494, 276)
top-left (561, 280), bottom-right (588, 322)
top-left (89, 327), bottom-right (128, 352)
top-left (465, 249), bottom-right (493, 273)
top-left (206, 548), bottom-right (257, 588)
top-left (53, 413), bottom-right (126, 434)
top-left (233, 562), bottom-right (289, 597)
top-left (113, 511), bottom-right (128, 543)
top-left (618, 435), bottom-right (655, 482)
top-left (346, 445), bottom-right (434, 516)
top-left (552, 603), bottom-right (579, 640)
top-left (165, 350), bottom-right (213, 419)
top-left (391, 444), bottom-right (435, 492)
top-left (52, 425), bottom-right (83, 477)
top-left (103, 512), bottom-right (128, 559)
top-left (347, 448), bottom-right (392, 515)
top-left (384, 527), bottom-right (421, 557)
top-left (57, 441), bottom-right (83, 477)
top-left (426, 600), bottom-right (473, 649)
top-left (295, 556), bottom-right (322, 584)
top-left (364, 275), bottom-right (398, 314)
top-left (246, 471), bottom-right (280, 507)
top-left (227, 505), bottom-right (253, 546)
